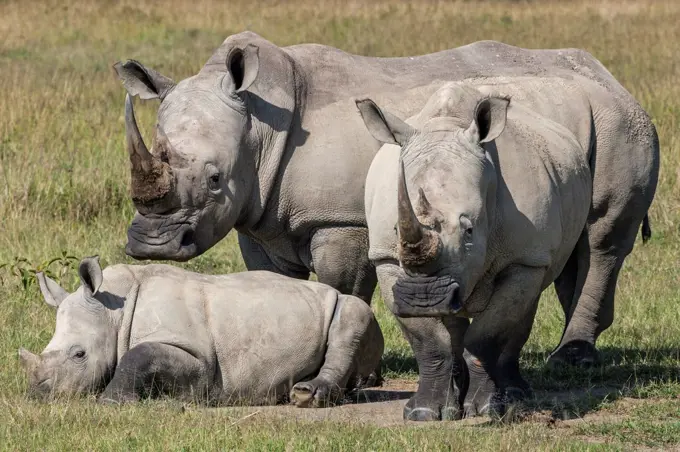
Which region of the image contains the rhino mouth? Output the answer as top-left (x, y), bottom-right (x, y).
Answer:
top-left (391, 273), bottom-right (462, 318)
top-left (126, 213), bottom-right (198, 261)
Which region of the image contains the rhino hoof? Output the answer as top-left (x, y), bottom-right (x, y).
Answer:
top-left (291, 380), bottom-right (339, 408)
top-left (404, 407), bottom-right (440, 421)
top-left (403, 398), bottom-right (462, 422)
top-left (548, 340), bottom-right (600, 368)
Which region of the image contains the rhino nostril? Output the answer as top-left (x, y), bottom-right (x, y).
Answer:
top-left (180, 229), bottom-right (195, 247)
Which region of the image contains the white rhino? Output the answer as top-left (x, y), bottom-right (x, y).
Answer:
top-left (358, 80), bottom-right (657, 421)
top-left (19, 257), bottom-right (383, 407)
top-left (113, 31), bottom-right (657, 375)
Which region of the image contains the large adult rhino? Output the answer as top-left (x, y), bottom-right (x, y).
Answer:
top-left (112, 31), bottom-right (657, 368)
top-left (19, 257), bottom-right (382, 406)
top-left (358, 80), bottom-right (657, 421)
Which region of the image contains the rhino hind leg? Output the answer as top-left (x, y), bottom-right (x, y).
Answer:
top-left (309, 226), bottom-right (381, 387)
top-left (98, 342), bottom-right (210, 405)
top-left (549, 203), bottom-right (649, 368)
top-left (290, 294), bottom-right (384, 408)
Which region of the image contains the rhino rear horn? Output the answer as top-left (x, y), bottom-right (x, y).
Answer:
top-left (397, 160), bottom-right (440, 266)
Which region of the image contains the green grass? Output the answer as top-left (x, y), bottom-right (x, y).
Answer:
top-left (1, 0), bottom-right (679, 449)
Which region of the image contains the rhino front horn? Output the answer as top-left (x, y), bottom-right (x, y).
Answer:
top-left (124, 94), bottom-right (174, 204)
top-left (397, 159), bottom-right (440, 266)
top-left (18, 347), bottom-right (39, 372)
top-left (125, 94), bottom-right (154, 172)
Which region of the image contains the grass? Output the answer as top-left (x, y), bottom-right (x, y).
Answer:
top-left (1, 0), bottom-right (679, 449)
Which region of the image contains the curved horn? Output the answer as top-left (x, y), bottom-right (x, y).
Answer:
top-left (125, 94), bottom-right (154, 173)
top-left (397, 159), bottom-right (423, 245)
top-left (124, 95), bottom-right (174, 204)
top-left (397, 160), bottom-right (441, 266)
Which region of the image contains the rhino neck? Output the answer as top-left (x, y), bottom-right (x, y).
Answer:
top-left (209, 32), bottom-right (303, 231)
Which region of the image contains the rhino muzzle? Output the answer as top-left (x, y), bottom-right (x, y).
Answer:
top-left (126, 214), bottom-right (198, 261)
top-left (391, 274), bottom-right (462, 317)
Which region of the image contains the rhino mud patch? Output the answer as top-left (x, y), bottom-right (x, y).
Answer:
top-left (199, 380), bottom-right (660, 429)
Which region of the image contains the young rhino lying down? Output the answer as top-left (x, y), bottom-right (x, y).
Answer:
top-left (19, 257), bottom-right (383, 407)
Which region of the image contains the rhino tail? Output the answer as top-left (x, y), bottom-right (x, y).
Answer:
top-left (641, 213), bottom-right (652, 244)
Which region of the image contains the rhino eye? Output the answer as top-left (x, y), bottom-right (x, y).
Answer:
top-left (460, 215), bottom-right (473, 242)
top-left (70, 347), bottom-right (86, 361)
top-left (208, 173), bottom-right (220, 191)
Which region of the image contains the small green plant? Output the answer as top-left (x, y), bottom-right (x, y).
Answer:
top-left (0, 251), bottom-right (78, 290)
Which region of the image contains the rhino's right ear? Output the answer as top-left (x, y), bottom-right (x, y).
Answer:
top-left (78, 256), bottom-right (104, 297)
top-left (355, 99), bottom-right (416, 146)
top-left (37, 272), bottom-right (69, 308)
top-left (113, 60), bottom-right (176, 101)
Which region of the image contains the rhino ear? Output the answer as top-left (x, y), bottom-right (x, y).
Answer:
top-left (226, 44), bottom-right (259, 94)
top-left (355, 99), bottom-right (416, 146)
top-left (37, 272), bottom-right (69, 308)
top-left (78, 256), bottom-right (103, 297)
top-left (467, 96), bottom-right (510, 144)
top-left (113, 60), bottom-right (176, 101)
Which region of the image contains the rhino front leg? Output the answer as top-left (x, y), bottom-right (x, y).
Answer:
top-left (98, 342), bottom-right (210, 405)
top-left (463, 266), bottom-right (544, 419)
top-left (376, 262), bottom-right (467, 421)
top-left (291, 294), bottom-right (384, 408)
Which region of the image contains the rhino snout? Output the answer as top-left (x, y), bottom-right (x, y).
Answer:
top-left (391, 274), bottom-right (462, 317)
top-left (126, 216), bottom-right (198, 261)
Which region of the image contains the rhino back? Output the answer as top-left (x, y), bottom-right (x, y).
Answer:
top-left (275, 40), bottom-right (619, 237)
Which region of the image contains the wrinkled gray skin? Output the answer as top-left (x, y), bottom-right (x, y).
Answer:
top-left (19, 257), bottom-right (383, 407)
top-left (113, 32), bottom-right (657, 374)
top-left (360, 79), bottom-right (658, 421)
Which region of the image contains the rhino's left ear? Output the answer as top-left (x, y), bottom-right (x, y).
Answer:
top-left (113, 60), bottom-right (176, 101)
top-left (226, 44), bottom-right (260, 94)
top-left (78, 256), bottom-right (103, 297)
top-left (467, 96), bottom-right (510, 144)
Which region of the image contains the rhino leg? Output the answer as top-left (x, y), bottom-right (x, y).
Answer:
top-left (549, 204), bottom-right (649, 368)
top-left (98, 342), bottom-right (210, 405)
top-left (238, 233), bottom-right (310, 278)
top-left (549, 111), bottom-right (659, 368)
top-left (291, 294), bottom-right (384, 408)
top-left (375, 262), bottom-right (467, 421)
top-left (309, 226), bottom-right (381, 387)
top-left (463, 266), bottom-right (544, 419)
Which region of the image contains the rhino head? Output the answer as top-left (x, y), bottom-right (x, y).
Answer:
top-left (19, 257), bottom-right (118, 398)
top-left (357, 85), bottom-right (510, 317)
top-left (113, 43), bottom-right (262, 261)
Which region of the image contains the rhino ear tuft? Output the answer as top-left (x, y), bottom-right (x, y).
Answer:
top-left (78, 256), bottom-right (103, 297)
top-left (37, 272), bottom-right (69, 308)
top-left (355, 98), bottom-right (416, 146)
top-left (113, 60), bottom-right (176, 101)
top-left (468, 96), bottom-right (510, 144)
top-left (226, 44), bottom-right (259, 94)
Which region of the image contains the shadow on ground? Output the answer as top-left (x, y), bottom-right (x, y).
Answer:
top-left (365, 347), bottom-right (680, 422)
